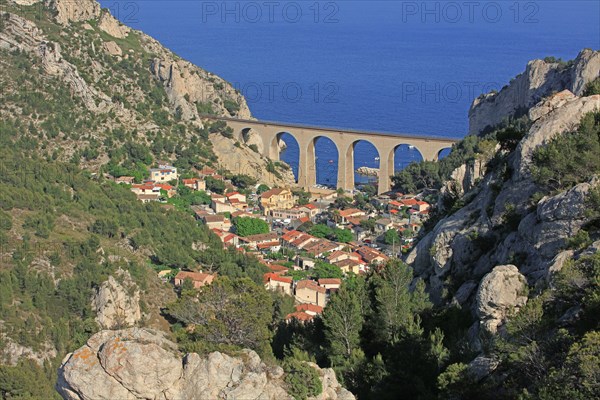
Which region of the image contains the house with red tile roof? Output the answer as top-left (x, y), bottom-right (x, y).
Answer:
top-left (326, 250), bottom-right (360, 264)
top-left (183, 178), bottom-right (206, 191)
top-left (264, 273), bottom-right (293, 296)
top-left (239, 232), bottom-right (279, 250)
top-left (285, 311), bottom-right (314, 323)
top-left (295, 303), bottom-right (323, 316)
top-left (259, 188), bottom-right (294, 215)
top-left (303, 239), bottom-right (342, 258)
top-left (226, 191), bottom-right (247, 203)
top-left (211, 228), bottom-right (240, 248)
top-left (338, 208), bottom-right (367, 224)
top-left (201, 214), bottom-right (231, 231)
top-left (412, 201), bottom-right (431, 212)
top-left (267, 264), bottom-right (289, 275)
top-left (334, 258), bottom-right (366, 274)
top-left (198, 166), bottom-right (217, 177)
top-left (356, 246), bottom-right (389, 265)
top-left (295, 280), bottom-right (328, 307)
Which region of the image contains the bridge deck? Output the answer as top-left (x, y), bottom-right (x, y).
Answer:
top-left (199, 114), bottom-right (462, 144)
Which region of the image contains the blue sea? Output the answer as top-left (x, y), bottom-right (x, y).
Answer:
top-left (100, 0), bottom-right (600, 186)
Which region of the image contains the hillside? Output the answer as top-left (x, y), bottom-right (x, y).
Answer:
top-left (0, 0), bottom-right (294, 186)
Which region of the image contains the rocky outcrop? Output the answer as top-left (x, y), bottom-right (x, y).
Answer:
top-left (48, 0), bottom-right (102, 25)
top-left (57, 328), bottom-right (355, 400)
top-left (469, 49), bottom-right (600, 135)
top-left (38, 41), bottom-right (112, 112)
top-left (91, 271), bottom-right (142, 330)
top-left (211, 132), bottom-right (297, 187)
top-left (513, 91), bottom-right (600, 179)
top-left (408, 86), bottom-right (600, 303)
top-left (476, 265), bottom-right (528, 334)
top-left (97, 11), bottom-right (130, 39)
top-left (102, 41), bottom-right (122, 57)
top-left (148, 56), bottom-right (250, 121)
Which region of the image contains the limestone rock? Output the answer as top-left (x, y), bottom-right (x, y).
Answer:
top-left (91, 271), bottom-right (142, 329)
top-left (38, 41), bottom-right (111, 112)
top-left (514, 94), bottom-right (600, 179)
top-left (49, 0), bottom-right (101, 25)
top-left (56, 328), bottom-right (355, 400)
top-left (102, 41), bottom-right (122, 57)
top-left (476, 265), bottom-right (528, 334)
top-left (469, 49), bottom-right (600, 135)
top-left (546, 250), bottom-right (575, 280)
top-left (243, 128), bottom-right (265, 154)
top-left (98, 11), bottom-right (130, 39)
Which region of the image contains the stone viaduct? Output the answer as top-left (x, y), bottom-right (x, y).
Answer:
top-left (203, 115), bottom-right (460, 194)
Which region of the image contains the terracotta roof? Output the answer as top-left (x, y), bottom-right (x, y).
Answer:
top-left (282, 230), bottom-right (302, 241)
top-left (318, 278), bottom-right (342, 285)
top-left (264, 273), bottom-right (293, 284)
top-left (203, 215), bottom-right (226, 223)
top-left (326, 250), bottom-right (349, 261)
top-left (285, 311), bottom-right (314, 322)
top-left (295, 304), bottom-right (324, 314)
top-left (257, 241), bottom-right (281, 250)
top-left (155, 183), bottom-right (174, 190)
top-left (296, 280), bottom-right (327, 294)
top-left (268, 264), bottom-right (289, 273)
top-left (401, 198), bottom-right (418, 206)
top-left (304, 204), bottom-right (317, 210)
top-left (339, 208), bottom-right (365, 218)
top-left (242, 232), bottom-right (279, 243)
top-left (260, 188), bottom-right (288, 199)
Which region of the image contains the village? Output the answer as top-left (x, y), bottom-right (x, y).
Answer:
top-left (114, 162), bottom-right (432, 323)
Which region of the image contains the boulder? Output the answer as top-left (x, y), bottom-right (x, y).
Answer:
top-left (56, 328), bottom-right (355, 400)
top-left (476, 265), bottom-right (528, 334)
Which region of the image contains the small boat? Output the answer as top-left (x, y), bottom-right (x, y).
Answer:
top-left (328, 159), bottom-right (334, 163)
top-left (374, 157), bottom-right (380, 161)
top-left (408, 145), bottom-right (416, 150)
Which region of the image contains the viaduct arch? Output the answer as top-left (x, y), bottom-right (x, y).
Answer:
top-left (205, 115), bottom-right (459, 194)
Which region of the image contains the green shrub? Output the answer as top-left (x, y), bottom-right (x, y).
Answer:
top-left (583, 77), bottom-right (600, 96)
top-left (283, 359), bottom-right (323, 400)
top-left (532, 112), bottom-right (600, 193)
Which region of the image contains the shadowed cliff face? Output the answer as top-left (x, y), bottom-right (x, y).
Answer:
top-left (56, 328), bottom-right (356, 400)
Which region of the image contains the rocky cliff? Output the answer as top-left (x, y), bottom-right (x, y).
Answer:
top-left (0, 0), bottom-right (295, 185)
top-left (469, 49), bottom-right (600, 135)
top-left (57, 328), bottom-right (355, 400)
top-left (407, 50), bottom-right (599, 355)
